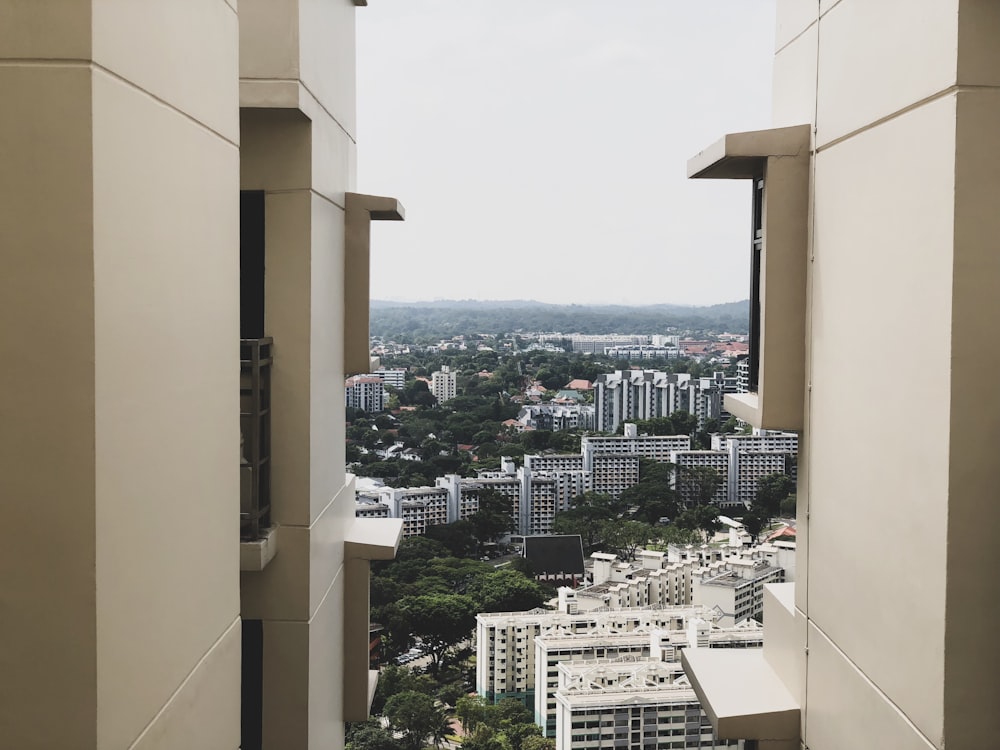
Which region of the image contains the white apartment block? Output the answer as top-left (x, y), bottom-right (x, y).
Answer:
top-left (670, 451), bottom-right (730, 506)
top-left (713, 430), bottom-right (799, 456)
top-left (526, 454), bottom-right (587, 473)
top-left (583, 424), bottom-right (692, 468)
top-left (572, 335), bottom-right (649, 354)
top-left (476, 604), bottom-right (718, 713)
top-left (518, 404), bottom-right (596, 432)
top-left (651, 336), bottom-right (682, 348)
top-left (594, 370), bottom-right (688, 433)
top-left (354, 485), bottom-right (449, 538)
top-left (575, 552), bottom-right (697, 611)
top-left (345, 374), bottom-right (388, 413)
top-left (691, 559), bottom-right (785, 627)
top-left (354, 498), bottom-right (391, 519)
top-left (375, 366), bottom-right (407, 389)
top-left (605, 345), bottom-right (682, 361)
top-left (431, 365), bottom-right (457, 403)
top-left (523, 468), bottom-right (593, 536)
top-left (553, 659), bottom-right (741, 750)
top-left (590, 453), bottom-right (641, 500)
top-left (729, 452), bottom-right (788, 509)
top-left (712, 430), bottom-right (798, 507)
top-left (594, 370), bottom-right (740, 433)
top-left (581, 546), bottom-right (790, 618)
top-left (535, 622), bottom-right (764, 737)
top-left (355, 423), bottom-right (795, 533)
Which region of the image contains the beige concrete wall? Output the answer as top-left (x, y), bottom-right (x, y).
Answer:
top-left (300, 0), bottom-right (359, 139)
top-left (239, 0), bottom-right (300, 82)
top-left (0, 62), bottom-right (98, 750)
top-left (239, 2), bottom-right (362, 745)
top-left (815, 0), bottom-right (959, 146)
top-left (91, 3), bottom-right (241, 737)
top-left (771, 0), bottom-right (1000, 748)
top-left (2, 2), bottom-right (241, 747)
top-left (809, 96), bottom-right (954, 745)
top-left (943, 82), bottom-right (1000, 748)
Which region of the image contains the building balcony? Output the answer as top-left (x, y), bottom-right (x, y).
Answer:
top-left (240, 337), bottom-right (278, 570)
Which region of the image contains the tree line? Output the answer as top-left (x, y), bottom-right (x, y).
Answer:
top-left (370, 300), bottom-right (749, 342)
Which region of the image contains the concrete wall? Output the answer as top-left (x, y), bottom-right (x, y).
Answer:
top-left (238, 0), bottom-right (362, 746)
top-left (771, 1), bottom-right (1000, 747)
top-left (1, 2), bottom-right (241, 748)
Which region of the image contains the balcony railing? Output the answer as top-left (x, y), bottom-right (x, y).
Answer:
top-left (240, 337), bottom-right (272, 540)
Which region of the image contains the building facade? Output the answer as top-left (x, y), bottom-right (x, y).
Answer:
top-left (680, 3), bottom-right (1000, 749)
top-left (553, 660), bottom-right (739, 750)
top-left (431, 365), bottom-right (457, 403)
top-left (2, 3), bottom-right (405, 750)
top-left (346, 374), bottom-right (388, 413)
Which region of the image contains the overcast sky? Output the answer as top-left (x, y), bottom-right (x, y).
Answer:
top-left (356, 1), bottom-right (776, 306)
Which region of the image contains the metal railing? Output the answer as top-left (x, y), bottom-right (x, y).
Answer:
top-left (240, 338), bottom-right (273, 540)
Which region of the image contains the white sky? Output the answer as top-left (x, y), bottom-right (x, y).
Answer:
top-left (356, 1), bottom-right (776, 306)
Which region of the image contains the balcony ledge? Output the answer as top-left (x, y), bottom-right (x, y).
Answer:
top-left (681, 648), bottom-right (799, 742)
top-left (240, 525), bottom-right (279, 571)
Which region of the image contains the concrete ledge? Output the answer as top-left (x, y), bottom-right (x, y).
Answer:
top-left (345, 517), bottom-right (404, 560)
top-left (688, 124), bottom-right (811, 179)
top-left (239, 79), bottom-right (301, 110)
top-left (724, 392), bottom-right (761, 428)
top-left (681, 648), bottom-right (800, 742)
top-left (240, 525), bottom-right (279, 571)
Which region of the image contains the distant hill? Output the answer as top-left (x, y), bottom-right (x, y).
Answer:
top-left (370, 299), bottom-right (749, 339)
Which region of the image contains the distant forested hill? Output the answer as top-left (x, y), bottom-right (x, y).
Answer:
top-left (369, 300), bottom-right (749, 340)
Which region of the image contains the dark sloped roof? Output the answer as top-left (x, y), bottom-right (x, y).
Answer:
top-left (523, 534), bottom-right (586, 576)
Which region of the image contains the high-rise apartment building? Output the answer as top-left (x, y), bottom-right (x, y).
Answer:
top-left (594, 370), bottom-right (736, 433)
top-left (553, 660), bottom-right (737, 750)
top-left (535, 623), bottom-right (763, 738)
top-left (375, 367), bottom-right (407, 389)
top-left (346, 374), bottom-right (388, 413)
top-left (476, 604), bottom-right (719, 714)
top-left (679, 3), bottom-right (1000, 748)
top-left (572, 334), bottom-right (650, 354)
top-left (2, 4), bottom-right (402, 748)
top-left (431, 364), bottom-right (458, 403)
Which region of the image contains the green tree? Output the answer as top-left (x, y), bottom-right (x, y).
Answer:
top-left (619, 460), bottom-right (678, 524)
top-left (371, 664), bottom-right (435, 715)
top-left (456, 695), bottom-right (489, 734)
top-left (503, 724), bottom-right (542, 750)
top-left (468, 490), bottom-right (517, 548)
top-left (676, 504), bottom-right (722, 542)
top-left (551, 493), bottom-right (617, 553)
top-left (740, 506), bottom-right (768, 543)
top-left (649, 523), bottom-right (702, 546)
top-left (347, 719), bottom-right (406, 750)
top-left (467, 569), bottom-right (548, 613)
top-left (755, 473), bottom-right (795, 518)
top-left (424, 519), bottom-right (479, 558)
top-left (600, 520), bottom-right (654, 561)
top-left (676, 465), bottom-right (722, 505)
top-left (461, 725), bottom-right (509, 750)
top-left (520, 736), bottom-right (556, 750)
top-left (397, 594), bottom-right (477, 671)
top-left (384, 691), bottom-right (448, 750)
